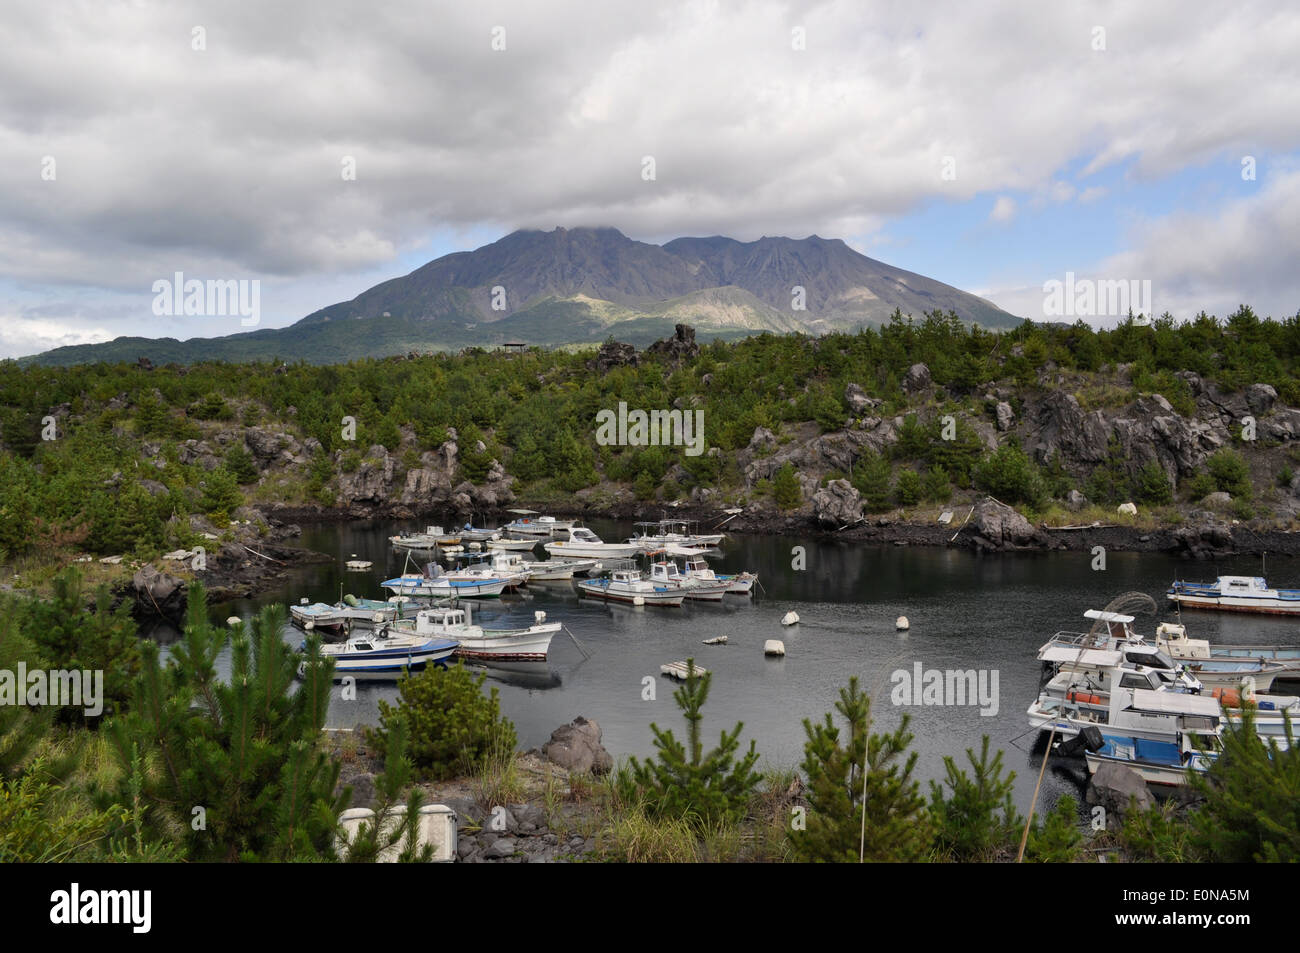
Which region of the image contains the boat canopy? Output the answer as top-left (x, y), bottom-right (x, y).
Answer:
top-left (1083, 610), bottom-right (1136, 623)
top-left (1127, 688), bottom-right (1222, 717)
top-left (1039, 645), bottom-right (1124, 667)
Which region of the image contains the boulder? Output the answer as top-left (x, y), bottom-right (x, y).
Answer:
top-left (1066, 489), bottom-right (1088, 511)
top-left (812, 479), bottom-right (863, 527)
top-left (130, 565), bottom-right (187, 620)
top-left (845, 383), bottom-right (878, 414)
top-left (542, 716), bottom-right (613, 775)
top-left (902, 363), bottom-right (931, 393)
top-left (587, 339), bottom-right (638, 373)
top-left (1117, 502), bottom-right (1138, 516)
top-left (995, 401), bottom-right (1015, 432)
top-left (1086, 762), bottom-right (1153, 820)
top-left (970, 497), bottom-right (1035, 547)
top-left (1245, 383), bottom-right (1278, 416)
top-left (646, 324), bottom-right (700, 364)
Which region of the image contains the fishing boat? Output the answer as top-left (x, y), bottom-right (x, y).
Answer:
top-left (1167, 575), bottom-right (1300, 615)
top-left (333, 594), bottom-right (417, 627)
top-left (681, 555), bottom-right (757, 595)
top-left (457, 523), bottom-right (501, 543)
top-left (577, 568), bottom-right (685, 606)
top-left (299, 630), bottom-right (458, 679)
top-left (386, 605), bottom-right (560, 661)
top-left (455, 551), bottom-right (532, 589)
top-left (381, 564), bottom-right (509, 599)
top-left (628, 519), bottom-right (725, 550)
top-left (647, 555), bottom-right (730, 601)
top-left (544, 526), bottom-right (641, 559)
top-left (390, 526), bottom-right (461, 550)
top-left (1080, 690), bottom-right (1225, 786)
top-left (487, 537), bottom-right (541, 552)
top-left (502, 510), bottom-right (575, 538)
top-left (1041, 611), bottom-right (1300, 692)
top-left (521, 557), bottom-right (598, 581)
top-left (290, 602), bottom-right (351, 635)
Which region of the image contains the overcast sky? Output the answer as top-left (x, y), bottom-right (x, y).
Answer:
top-left (2, 0), bottom-right (1298, 358)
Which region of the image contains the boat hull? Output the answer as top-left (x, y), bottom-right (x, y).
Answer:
top-left (577, 581), bottom-right (684, 606)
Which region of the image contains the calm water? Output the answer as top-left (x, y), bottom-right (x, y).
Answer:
top-left (193, 517), bottom-right (1300, 815)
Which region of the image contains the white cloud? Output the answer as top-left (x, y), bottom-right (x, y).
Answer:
top-left (989, 196), bottom-right (1017, 223)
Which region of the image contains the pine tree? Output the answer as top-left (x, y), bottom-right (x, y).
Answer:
top-left (772, 462), bottom-right (803, 509)
top-left (1026, 794), bottom-right (1084, 862)
top-left (929, 735), bottom-right (1021, 860)
top-left (106, 585), bottom-right (348, 861)
top-left (628, 660), bottom-right (762, 828)
top-left (794, 677), bottom-right (932, 862)
top-left (1190, 707), bottom-right (1300, 861)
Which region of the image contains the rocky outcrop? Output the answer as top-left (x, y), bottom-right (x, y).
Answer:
top-left (245, 426), bottom-right (305, 469)
top-left (845, 382), bottom-right (880, 414)
top-left (587, 339), bottom-right (638, 373)
top-left (741, 420), bottom-right (899, 487)
top-left (129, 564), bottom-right (187, 620)
top-left (967, 496), bottom-right (1036, 549)
top-left (812, 479), bottom-right (863, 527)
top-left (995, 401), bottom-right (1015, 432)
top-left (337, 445), bottom-right (395, 506)
top-left (646, 324), bottom-right (700, 364)
top-left (541, 717), bottom-right (613, 775)
top-left (902, 363), bottom-right (931, 393)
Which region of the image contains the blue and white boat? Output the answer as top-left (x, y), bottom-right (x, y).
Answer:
top-left (1167, 575), bottom-right (1300, 615)
top-left (382, 564), bottom-right (509, 599)
top-left (299, 630), bottom-right (458, 679)
top-left (289, 602), bottom-right (351, 635)
top-left (577, 568), bottom-right (685, 606)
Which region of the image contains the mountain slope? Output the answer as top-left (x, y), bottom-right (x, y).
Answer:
top-left (24, 226), bottom-right (1020, 366)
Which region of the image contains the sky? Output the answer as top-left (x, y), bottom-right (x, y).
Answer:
top-left (1, 0), bottom-right (1298, 358)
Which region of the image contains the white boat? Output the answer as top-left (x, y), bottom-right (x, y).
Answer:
top-left (502, 510), bottom-right (575, 538)
top-left (1167, 575), bottom-right (1300, 615)
top-left (387, 605), bottom-right (560, 661)
top-left (681, 556), bottom-right (756, 596)
top-left (648, 556), bottom-right (730, 601)
top-left (545, 526), bottom-right (641, 559)
top-left (298, 630), bottom-right (458, 679)
top-left (1041, 611), bottom-right (1300, 692)
top-left (456, 551), bottom-right (532, 589)
top-left (381, 564), bottom-right (508, 599)
top-left (488, 537), bottom-right (541, 552)
top-left (390, 526), bottom-right (461, 550)
top-left (629, 519), bottom-right (725, 551)
top-left (577, 568), bottom-right (685, 606)
top-left (290, 602), bottom-right (351, 635)
top-left (457, 523), bottom-right (501, 543)
top-left (521, 557), bottom-right (598, 581)
top-left (334, 594), bottom-right (417, 627)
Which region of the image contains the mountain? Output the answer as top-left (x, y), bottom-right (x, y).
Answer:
top-left (24, 227), bottom-right (1020, 366)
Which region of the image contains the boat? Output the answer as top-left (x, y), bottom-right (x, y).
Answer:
top-left (381, 563), bottom-right (509, 599)
top-left (333, 594), bottom-right (418, 627)
top-left (1041, 611), bottom-right (1300, 692)
top-left (628, 519), bottom-right (725, 551)
top-left (455, 551), bottom-right (532, 589)
top-left (299, 629), bottom-right (458, 679)
top-left (502, 510), bottom-right (575, 538)
top-left (544, 526), bottom-right (641, 559)
top-left (487, 537), bottom-right (541, 552)
top-left (577, 568), bottom-right (685, 606)
top-left (390, 526), bottom-right (461, 550)
top-left (521, 557), bottom-right (598, 581)
top-left (386, 605), bottom-right (560, 661)
top-left (1167, 575), bottom-right (1300, 615)
top-left (1080, 689), bottom-right (1225, 785)
top-left (457, 523), bottom-right (501, 543)
top-left (647, 555), bottom-right (730, 601)
top-left (290, 602), bottom-right (352, 635)
top-left (681, 555), bottom-right (757, 596)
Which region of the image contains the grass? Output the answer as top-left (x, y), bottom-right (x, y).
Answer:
top-left (473, 739), bottom-right (527, 808)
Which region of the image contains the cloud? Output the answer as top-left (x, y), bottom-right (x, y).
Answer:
top-left (0, 0), bottom-right (1298, 353)
top-left (989, 196), bottom-right (1016, 223)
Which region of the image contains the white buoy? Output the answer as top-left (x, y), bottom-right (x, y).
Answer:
top-left (781, 611), bottom-right (799, 626)
top-left (764, 639), bottom-right (786, 657)
top-left (896, 616), bottom-right (910, 631)
top-left (534, 610), bottom-right (546, 624)
top-left (299, 597), bottom-right (309, 605)
top-left (226, 616), bottom-right (242, 627)
top-left (633, 595), bottom-right (645, 606)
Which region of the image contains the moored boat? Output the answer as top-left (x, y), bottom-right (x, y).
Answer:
top-left (577, 568), bottom-right (685, 606)
top-left (545, 526), bottom-right (641, 559)
top-left (1167, 575), bottom-right (1300, 615)
top-left (381, 564), bottom-right (508, 598)
top-left (387, 605), bottom-right (560, 661)
top-left (298, 630), bottom-right (458, 679)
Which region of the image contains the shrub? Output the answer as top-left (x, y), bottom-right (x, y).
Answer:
top-left (772, 462), bottom-right (803, 509)
top-left (1206, 448), bottom-right (1252, 498)
top-left (627, 660), bottom-right (762, 829)
top-left (1026, 794), bottom-right (1084, 862)
top-left (921, 465), bottom-right (952, 503)
top-left (929, 736), bottom-right (1022, 861)
top-left (893, 468), bottom-right (922, 506)
top-left (1134, 460), bottom-right (1173, 505)
top-left (369, 662), bottom-right (517, 781)
top-left (972, 443), bottom-right (1046, 506)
